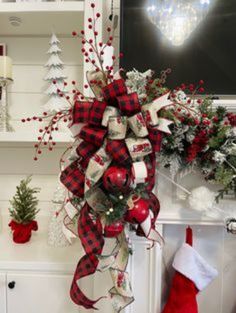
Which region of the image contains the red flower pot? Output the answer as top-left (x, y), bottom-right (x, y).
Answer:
top-left (8, 220), bottom-right (38, 244)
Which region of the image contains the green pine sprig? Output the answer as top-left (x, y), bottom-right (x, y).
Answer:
top-left (9, 176), bottom-right (40, 224)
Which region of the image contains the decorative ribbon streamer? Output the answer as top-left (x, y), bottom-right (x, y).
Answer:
top-left (108, 116), bottom-right (128, 139)
top-left (141, 92), bottom-right (173, 134)
top-left (125, 137), bottom-right (153, 160)
top-left (70, 204), bottom-right (105, 309)
top-left (128, 112), bottom-right (149, 137)
top-left (97, 232), bottom-right (134, 312)
top-left (102, 106), bottom-right (120, 127)
top-left (85, 146), bottom-right (112, 193)
top-left (136, 192), bottom-right (164, 246)
top-left (131, 161), bottom-right (148, 184)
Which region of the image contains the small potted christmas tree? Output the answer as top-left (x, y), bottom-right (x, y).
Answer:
top-left (9, 176), bottom-right (40, 244)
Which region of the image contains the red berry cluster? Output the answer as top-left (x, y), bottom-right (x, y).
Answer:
top-left (176, 80), bottom-right (205, 93)
top-left (21, 109), bottom-right (72, 161)
top-left (71, 2), bottom-right (123, 86)
top-left (169, 80), bottom-right (205, 121)
top-left (227, 113), bottom-right (236, 127)
top-left (186, 130), bottom-right (209, 163)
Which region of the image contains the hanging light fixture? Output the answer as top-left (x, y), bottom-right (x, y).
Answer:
top-left (147, 0), bottom-right (214, 46)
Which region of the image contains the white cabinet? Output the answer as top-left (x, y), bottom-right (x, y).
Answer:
top-left (0, 272), bottom-right (79, 313)
top-left (0, 273), bottom-right (7, 313)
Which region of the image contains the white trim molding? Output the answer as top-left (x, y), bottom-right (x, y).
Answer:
top-left (213, 99), bottom-right (236, 112)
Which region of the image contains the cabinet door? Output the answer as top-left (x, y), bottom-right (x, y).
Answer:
top-left (7, 273), bottom-right (79, 313)
top-left (0, 273), bottom-right (6, 313)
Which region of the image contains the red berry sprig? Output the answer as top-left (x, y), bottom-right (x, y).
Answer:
top-left (71, 3), bottom-right (122, 85)
top-left (22, 109), bottom-right (72, 160)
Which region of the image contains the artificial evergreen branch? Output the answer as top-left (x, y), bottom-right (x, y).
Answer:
top-left (9, 176), bottom-right (40, 224)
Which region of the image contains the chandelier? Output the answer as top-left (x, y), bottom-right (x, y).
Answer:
top-left (147, 0), bottom-right (213, 46)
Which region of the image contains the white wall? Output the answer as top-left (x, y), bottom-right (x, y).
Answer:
top-left (0, 34), bottom-right (82, 217)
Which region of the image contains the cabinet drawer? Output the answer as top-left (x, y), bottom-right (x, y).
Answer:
top-left (7, 273), bottom-right (79, 313)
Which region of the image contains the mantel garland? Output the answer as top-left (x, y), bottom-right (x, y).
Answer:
top-left (21, 2), bottom-right (236, 311)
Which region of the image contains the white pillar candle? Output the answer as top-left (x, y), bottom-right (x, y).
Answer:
top-left (0, 56), bottom-right (13, 80)
top-left (102, 45), bottom-right (114, 69)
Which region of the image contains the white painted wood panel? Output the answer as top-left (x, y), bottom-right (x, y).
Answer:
top-left (0, 146), bottom-right (68, 215)
top-left (0, 273), bottom-right (7, 313)
top-left (3, 120), bottom-right (69, 132)
top-left (0, 147), bottom-right (67, 175)
top-left (127, 237), bottom-right (162, 313)
top-left (0, 37), bottom-right (82, 65)
top-left (0, 174), bottom-right (59, 202)
top-left (7, 273), bottom-right (79, 313)
top-left (222, 231), bottom-right (236, 313)
top-left (0, 6), bottom-right (84, 37)
top-left (9, 65), bottom-right (83, 93)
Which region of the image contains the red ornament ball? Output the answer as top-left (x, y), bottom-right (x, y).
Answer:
top-left (104, 221), bottom-right (124, 238)
top-left (103, 166), bottom-right (131, 193)
top-left (125, 195), bottom-right (149, 224)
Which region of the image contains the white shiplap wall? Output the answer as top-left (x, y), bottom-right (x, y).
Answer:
top-left (0, 35), bottom-right (82, 217)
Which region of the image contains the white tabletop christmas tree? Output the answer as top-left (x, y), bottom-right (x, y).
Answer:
top-left (44, 33), bottom-right (69, 113)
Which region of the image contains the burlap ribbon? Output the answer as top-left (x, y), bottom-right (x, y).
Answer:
top-left (97, 232), bottom-right (134, 312)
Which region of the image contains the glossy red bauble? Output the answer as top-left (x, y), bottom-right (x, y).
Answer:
top-left (125, 195), bottom-right (149, 224)
top-left (104, 221), bottom-right (124, 238)
top-left (103, 166), bottom-right (131, 193)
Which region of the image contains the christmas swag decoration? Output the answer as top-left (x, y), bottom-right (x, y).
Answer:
top-left (21, 2), bottom-right (235, 311)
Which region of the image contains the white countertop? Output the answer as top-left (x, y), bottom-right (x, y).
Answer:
top-left (0, 215), bottom-right (82, 273)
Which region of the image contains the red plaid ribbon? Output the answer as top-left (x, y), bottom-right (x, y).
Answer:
top-left (89, 100), bottom-right (107, 126)
top-left (102, 78), bottom-right (127, 102)
top-left (106, 139), bottom-right (131, 164)
top-left (72, 101), bottom-right (92, 124)
top-left (79, 125), bottom-right (107, 147)
top-left (70, 204), bottom-right (105, 309)
top-left (145, 153), bottom-right (156, 192)
top-left (60, 160), bottom-right (85, 197)
top-left (76, 141), bottom-right (97, 168)
top-left (117, 92), bottom-right (141, 116)
top-left (148, 128), bottom-right (163, 152)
